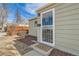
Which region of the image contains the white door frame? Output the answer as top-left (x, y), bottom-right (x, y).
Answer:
top-left (40, 8), bottom-right (55, 47)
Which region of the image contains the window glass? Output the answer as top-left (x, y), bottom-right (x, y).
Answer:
top-left (42, 11), bottom-right (53, 26)
top-left (42, 29), bottom-right (53, 43)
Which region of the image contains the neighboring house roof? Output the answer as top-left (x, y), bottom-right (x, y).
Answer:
top-left (29, 16), bottom-right (39, 21)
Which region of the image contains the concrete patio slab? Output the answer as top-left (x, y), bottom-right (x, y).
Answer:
top-left (23, 50), bottom-right (43, 56)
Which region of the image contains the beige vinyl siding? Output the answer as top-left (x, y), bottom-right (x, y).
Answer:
top-left (55, 3), bottom-right (79, 55)
top-left (29, 18), bottom-right (40, 37)
top-left (38, 3), bottom-right (79, 55)
top-left (29, 19), bottom-right (37, 36)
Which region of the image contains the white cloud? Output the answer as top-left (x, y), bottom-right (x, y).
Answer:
top-left (25, 3), bottom-right (47, 14)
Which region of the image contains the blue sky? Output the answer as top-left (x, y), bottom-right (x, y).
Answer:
top-left (7, 3), bottom-right (46, 22)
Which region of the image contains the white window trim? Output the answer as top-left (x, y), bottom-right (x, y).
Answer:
top-left (40, 8), bottom-right (55, 47)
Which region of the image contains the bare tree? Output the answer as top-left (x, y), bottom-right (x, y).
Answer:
top-left (15, 5), bottom-right (22, 24)
top-left (15, 4), bottom-right (26, 25)
top-left (16, 7), bottom-right (19, 24)
top-left (0, 3), bottom-right (8, 31)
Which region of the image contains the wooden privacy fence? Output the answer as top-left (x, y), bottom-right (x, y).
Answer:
top-left (7, 25), bottom-right (29, 35)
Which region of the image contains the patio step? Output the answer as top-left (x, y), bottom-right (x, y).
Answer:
top-left (30, 43), bottom-right (53, 56)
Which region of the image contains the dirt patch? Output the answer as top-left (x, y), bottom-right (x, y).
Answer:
top-left (19, 35), bottom-right (36, 45)
top-left (49, 48), bottom-right (75, 56)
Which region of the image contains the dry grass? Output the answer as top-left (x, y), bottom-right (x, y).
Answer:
top-left (0, 35), bottom-right (32, 56)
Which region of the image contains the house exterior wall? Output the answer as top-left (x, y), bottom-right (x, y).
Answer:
top-left (29, 18), bottom-right (40, 37)
top-left (29, 19), bottom-right (37, 36)
top-left (37, 3), bottom-right (79, 55)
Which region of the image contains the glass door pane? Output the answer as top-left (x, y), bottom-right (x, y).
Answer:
top-left (42, 11), bottom-right (53, 26)
top-left (41, 10), bottom-right (53, 45)
top-left (42, 29), bottom-right (53, 43)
